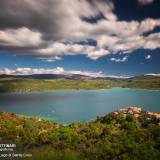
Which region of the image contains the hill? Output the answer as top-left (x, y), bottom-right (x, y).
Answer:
top-left (0, 107), bottom-right (160, 160)
top-left (0, 75), bottom-right (160, 92)
top-left (0, 73), bottom-right (91, 80)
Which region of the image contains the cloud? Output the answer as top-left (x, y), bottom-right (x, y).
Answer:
top-left (138, 0), bottom-right (155, 5)
top-left (39, 56), bottom-right (62, 62)
top-left (35, 42), bottom-right (109, 60)
top-left (0, 67), bottom-right (131, 78)
top-left (110, 56), bottom-right (128, 63)
top-left (0, 0), bottom-right (159, 60)
top-left (145, 54), bottom-right (152, 59)
top-left (0, 67), bottom-right (65, 75)
top-left (145, 73), bottom-right (160, 76)
top-left (0, 67), bottom-right (107, 78)
top-left (0, 27), bottom-right (43, 47)
top-left (95, 19), bottom-right (160, 54)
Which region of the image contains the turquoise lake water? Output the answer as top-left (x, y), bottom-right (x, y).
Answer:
top-left (0, 88), bottom-right (160, 123)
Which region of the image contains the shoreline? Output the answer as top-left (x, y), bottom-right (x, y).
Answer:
top-left (1, 106), bottom-right (160, 124)
top-left (1, 105), bottom-right (160, 125)
top-left (0, 86), bottom-right (160, 94)
top-left (1, 107), bottom-right (160, 159)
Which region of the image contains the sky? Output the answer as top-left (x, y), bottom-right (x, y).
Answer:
top-left (0, 0), bottom-right (160, 77)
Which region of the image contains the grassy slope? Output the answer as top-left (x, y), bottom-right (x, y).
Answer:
top-left (122, 76), bottom-right (160, 89)
top-left (0, 111), bottom-right (160, 160)
top-left (0, 78), bottom-right (119, 92)
top-left (0, 76), bottom-right (160, 92)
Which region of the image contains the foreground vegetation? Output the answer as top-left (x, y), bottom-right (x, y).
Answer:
top-left (0, 75), bottom-right (160, 92)
top-left (0, 108), bottom-right (160, 160)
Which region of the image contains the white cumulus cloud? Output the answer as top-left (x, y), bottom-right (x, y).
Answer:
top-left (138, 0), bottom-right (155, 5)
top-left (145, 54), bottom-right (152, 59)
top-left (0, 27), bottom-right (43, 47)
top-left (0, 0), bottom-right (159, 60)
top-left (110, 56), bottom-right (128, 63)
top-left (145, 73), bottom-right (160, 76)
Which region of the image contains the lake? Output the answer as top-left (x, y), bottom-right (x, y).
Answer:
top-left (0, 88), bottom-right (160, 124)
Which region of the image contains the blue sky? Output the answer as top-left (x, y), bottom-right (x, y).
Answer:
top-left (0, 49), bottom-right (160, 76)
top-left (0, 0), bottom-right (160, 76)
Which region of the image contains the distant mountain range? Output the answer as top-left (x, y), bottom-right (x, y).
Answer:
top-left (0, 73), bottom-right (159, 80)
top-left (0, 73), bottom-right (92, 80)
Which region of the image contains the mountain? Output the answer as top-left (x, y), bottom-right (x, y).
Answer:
top-left (0, 73), bottom-right (91, 80)
top-left (1, 73), bottom-right (158, 80)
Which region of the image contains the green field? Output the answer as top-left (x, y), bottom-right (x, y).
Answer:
top-left (0, 109), bottom-right (160, 160)
top-left (0, 75), bottom-right (160, 92)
